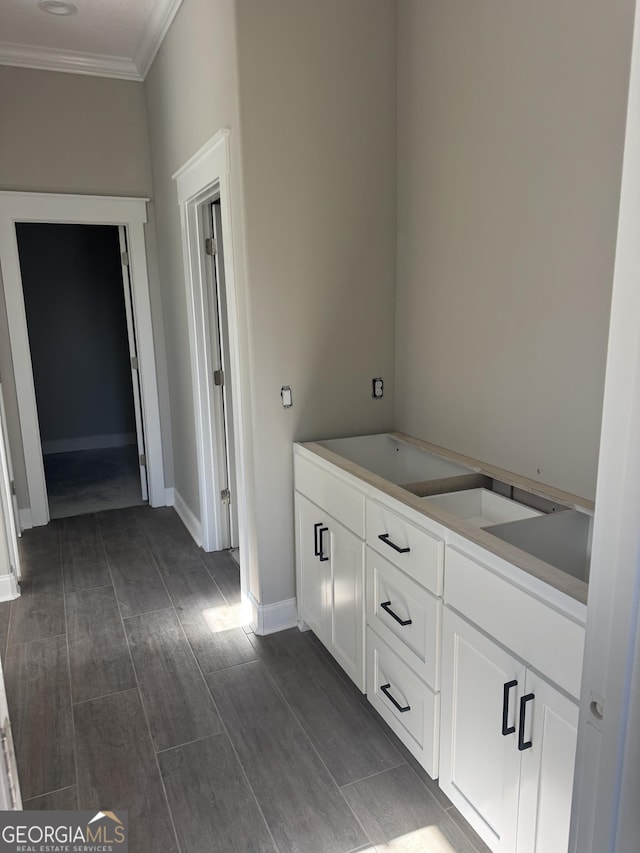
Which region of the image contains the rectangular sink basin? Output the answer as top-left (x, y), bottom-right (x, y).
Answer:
top-left (487, 510), bottom-right (592, 582)
top-left (317, 434), bottom-right (472, 485)
top-left (422, 488), bottom-right (542, 528)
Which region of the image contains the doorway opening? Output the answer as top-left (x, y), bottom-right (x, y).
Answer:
top-left (15, 223), bottom-right (147, 520)
top-left (202, 199), bottom-right (239, 555)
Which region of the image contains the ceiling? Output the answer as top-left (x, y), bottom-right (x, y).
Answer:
top-left (0, 0), bottom-right (183, 81)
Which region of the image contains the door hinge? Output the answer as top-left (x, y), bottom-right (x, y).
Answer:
top-left (121, 251), bottom-right (129, 266)
top-left (213, 369), bottom-right (224, 387)
top-left (10, 481), bottom-right (15, 497)
top-left (205, 237), bottom-right (218, 257)
top-left (221, 488), bottom-right (231, 505)
top-left (139, 453), bottom-right (146, 467)
top-left (131, 355), bottom-right (139, 370)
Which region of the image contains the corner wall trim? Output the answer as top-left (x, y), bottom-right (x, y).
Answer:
top-left (247, 592), bottom-right (298, 636)
top-left (18, 508), bottom-right (32, 531)
top-left (172, 488), bottom-right (202, 547)
top-left (0, 573), bottom-right (20, 602)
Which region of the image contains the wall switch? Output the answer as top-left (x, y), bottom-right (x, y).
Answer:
top-left (281, 385), bottom-right (293, 408)
top-left (372, 377), bottom-right (384, 399)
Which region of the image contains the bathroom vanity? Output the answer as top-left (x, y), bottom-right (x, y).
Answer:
top-left (294, 432), bottom-right (591, 853)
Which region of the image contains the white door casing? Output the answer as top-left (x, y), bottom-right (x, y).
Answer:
top-left (173, 129), bottom-right (250, 565)
top-left (0, 382), bottom-right (20, 586)
top-left (118, 226), bottom-right (149, 502)
top-left (0, 192), bottom-right (165, 525)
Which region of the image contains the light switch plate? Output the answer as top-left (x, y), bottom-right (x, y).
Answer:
top-left (281, 385), bottom-right (293, 408)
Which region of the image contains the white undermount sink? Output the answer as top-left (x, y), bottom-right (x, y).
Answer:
top-left (422, 488), bottom-right (543, 528)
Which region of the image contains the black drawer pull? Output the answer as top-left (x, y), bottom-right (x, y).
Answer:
top-left (380, 683), bottom-right (410, 713)
top-left (518, 693), bottom-right (535, 750)
top-left (501, 680), bottom-right (517, 736)
top-left (318, 526), bottom-right (329, 562)
top-left (380, 601), bottom-right (412, 627)
top-left (378, 533), bottom-right (410, 554)
top-left (313, 522), bottom-right (323, 556)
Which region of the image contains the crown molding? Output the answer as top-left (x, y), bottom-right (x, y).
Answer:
top-left (0, 0), bottom-right (183, 81)
top-left (135, 0), bottom-right (183, 79)
top-left (0, 41), bottom-right (141, 80)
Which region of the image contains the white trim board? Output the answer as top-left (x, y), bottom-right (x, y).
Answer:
top-left (172, 488), bottom-right (202, 548)
top-left (42, 433), bottom-right (137, 455)
top-left (247, 592), bottom-right (298, 636)
top-left (0, 573), bottom-right (19, 602)
top-left (0, 192), bottom-right (166, 526)
top-left (0, 0), bottom-right (183, 81)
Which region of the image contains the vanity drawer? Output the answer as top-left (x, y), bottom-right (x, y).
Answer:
top-left (367, 628), bottom-right (440, 778)
top-left (366, 499), bottom-right (444, 595)
top-left (366, 547), bottom-right (441, 690)
top-left (295, 454), bottom-right (365, 537)
top-left (445, 546), bottom-right (585, 699)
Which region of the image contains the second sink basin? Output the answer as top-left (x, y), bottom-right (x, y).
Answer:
top-left (422, 488), bottom-right (543, 528)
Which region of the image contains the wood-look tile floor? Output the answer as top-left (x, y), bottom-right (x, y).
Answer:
top-left (2, 507), bottom-right (490, 853)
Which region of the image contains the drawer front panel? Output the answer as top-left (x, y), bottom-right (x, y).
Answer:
top-left (366, 629), bottom-right (439, 778)
top-left (366, 499), bottom-right (444, 595)
top-left (295, 454), bottom-right (365, 536)
top-left (366, 547), bottom-right (441, 690)
top-left (445, 546), bottom-right (585, 699)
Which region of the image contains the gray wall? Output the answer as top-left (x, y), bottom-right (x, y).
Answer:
top-left (235, 0), bottom-right (397, 603)
top-left (144, 0), bottom-right (245, 551)
top-left (395, 0), bottom-right (635, 501)
top-left (0, 65), bottom-right (172, 507)
top-left (17, 223), bottom-right (135, 449)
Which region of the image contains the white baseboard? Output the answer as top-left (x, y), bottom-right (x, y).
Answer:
top-left (0, 573), bottom-right (20, 602)
top-left (18, 508), bottom-right (33, 531)
top-left (172, 488), bottom-right (202, 547)
top-left (42, 432), bottom-right (137, 455)
top-left (248, 592), bottom-right (298, 635)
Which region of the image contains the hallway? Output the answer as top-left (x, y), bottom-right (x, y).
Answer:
top-left (1, 507), bottom-right (487, 853)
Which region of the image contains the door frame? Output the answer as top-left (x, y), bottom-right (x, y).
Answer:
top-left (0, 192), bottom-right (165, 527)
top-left (173, 129), bottom-right (249, 558)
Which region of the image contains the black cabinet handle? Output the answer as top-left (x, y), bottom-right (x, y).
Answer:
top-left (378, 533), bottom-right (410, 554)
top-left (313, 522), bottom-right (323, 556)
top-left (380, 601), bottom-right (412, 627)
top-left (380, 683), bottom-right (410, 713)
top-left (318, 526), bottom-right (329, 562)
top-left (518, 693), bottom-right (535, 750)
top-left (502, 680), bottom-right (517, 736)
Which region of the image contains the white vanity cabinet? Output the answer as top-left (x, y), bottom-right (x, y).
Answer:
top-left (364, 496), bottom-right (446, 777)
top-left (294, 451), bottom-right (366, 690)
top-left (440, 547), bottom-right (583, 853)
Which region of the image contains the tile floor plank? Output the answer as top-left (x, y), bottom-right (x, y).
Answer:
top-left (5, 636), bottom-right (74, 800)
top-left (66, 586), bottom-right (136, 703)
top-left (159, 732), bottom-right (277, 853)
top-left (104, 539), bottom-right (171, 618)
top-left (201, 550), bottom-right (242, 605)
top-left (341, 765), bottom-right (480, 853)
top-left (250, 629), bottom-right (404, 786)
top-left (164, 570), bottom-right (256, 673)
top-left (7, 592), bottom-right (65, 646)
top-left (124, 608), bottom-right (223, 750)
top-left (23, 787), bottom-right (79, 811)
top-left (207, 660), bottom-right (368, 853)
top-left (96, 507), bottom-right (143, 543)
top-left (74, 688), bottom-right (178, 853)
top-left (61, 516), bottom-right (112, 592)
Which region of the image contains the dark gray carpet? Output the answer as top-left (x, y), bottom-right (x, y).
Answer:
top-left (44, 445), bottom-right (144, 519)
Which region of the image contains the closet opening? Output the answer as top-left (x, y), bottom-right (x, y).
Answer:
top-left (15, 222), bottom-right (147, 520)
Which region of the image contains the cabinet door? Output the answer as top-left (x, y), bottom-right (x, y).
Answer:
top-left (516, 671), bottom-right (579, 853)
top-left (295, 493), bottom-right (329, 643)
top-left (329, 521), bottom-right (365, 691)
top-left (440, 607), bottom-right (525, 853)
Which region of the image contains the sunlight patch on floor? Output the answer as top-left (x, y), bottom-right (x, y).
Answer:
top-left (372, 824), bottom-right (459, 852)
top-left (202, 601), bottom-right (250, 633)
